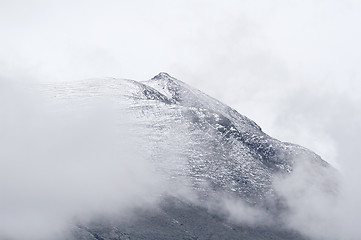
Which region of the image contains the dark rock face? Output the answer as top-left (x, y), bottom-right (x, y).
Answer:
top-left (69, 197), bottom-right (308, 240)
top-left (48, 73), bottom-right (331, 240)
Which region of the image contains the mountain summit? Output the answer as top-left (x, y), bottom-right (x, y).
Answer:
top-left (47, 73), bottom-right (335, 240)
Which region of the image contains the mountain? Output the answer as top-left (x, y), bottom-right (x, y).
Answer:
top-left (46, 73), bottom-right (334, 240)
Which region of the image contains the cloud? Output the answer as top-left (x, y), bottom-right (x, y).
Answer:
top-left (0, 80), bottom-right (170, 239)
top-left (1, 1), bottom-right (361, 239)
top-left (219, 196), bottom-right (272, 226)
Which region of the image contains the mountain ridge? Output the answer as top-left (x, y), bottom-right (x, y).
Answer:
top-left (45, 73), bottom-right (334, 240)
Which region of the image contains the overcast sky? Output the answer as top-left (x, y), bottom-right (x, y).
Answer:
top-left (1, 0), bottom-right (361, 166)
top-left (2, 1), bottom-right (361, 239)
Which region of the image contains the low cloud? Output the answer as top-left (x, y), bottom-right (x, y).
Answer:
top-left (219, 196), bottom-right (271, 226)
top-left (0, 80), bottom-right (172, 239)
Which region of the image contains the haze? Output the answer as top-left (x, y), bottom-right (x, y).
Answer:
top-left (1, 1), bottom-right (361, 239)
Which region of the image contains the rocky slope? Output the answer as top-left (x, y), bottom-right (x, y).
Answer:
top-left (46, 73), bottom-right (333, 240)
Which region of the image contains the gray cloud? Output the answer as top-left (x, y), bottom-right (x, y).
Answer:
top-left (0, 82), bottom-right (166, 239)
top-left (1, 0), bottom-right (361, 239)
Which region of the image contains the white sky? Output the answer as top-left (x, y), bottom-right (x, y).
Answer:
top-left (2, 2), bottom-right (361, 239)
top-left (1, 0), bottom-right (361, 166)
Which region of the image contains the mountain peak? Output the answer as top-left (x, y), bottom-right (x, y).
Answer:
top-left (47, 75), bottom-right (333, 240)
top-left (152, 72), bottom-right (173, 80)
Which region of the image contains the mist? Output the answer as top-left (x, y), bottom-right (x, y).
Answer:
top-left (0, 81), bottom-right (167, 239)
top-left (1, 0), bottom-right (361, 239)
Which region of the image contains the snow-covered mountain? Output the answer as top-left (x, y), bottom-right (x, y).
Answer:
top-left (46, 73), bottom-right (335, 240)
